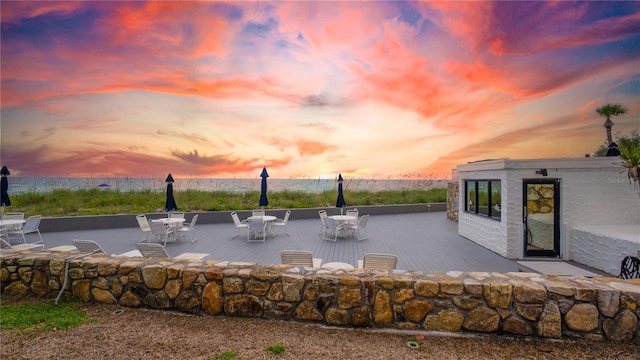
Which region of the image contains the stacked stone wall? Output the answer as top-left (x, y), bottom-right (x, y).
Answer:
top-left (446, 181), bottom-right (459, 222)
top-left (1, 250), bottom-right (639, 342)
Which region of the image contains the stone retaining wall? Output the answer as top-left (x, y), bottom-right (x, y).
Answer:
top-left (2, 249), bottom-right (639, 342)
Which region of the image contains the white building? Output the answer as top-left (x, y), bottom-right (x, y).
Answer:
top-left (455, 157), bottom-right (640, 275)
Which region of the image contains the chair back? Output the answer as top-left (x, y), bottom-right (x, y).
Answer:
top-left (324, 217), bottom-right (338, 230)
top-left (281, 250), bottom-right (313, 267)
top-left (358, 214), bottom-right (369, 228)
top-left (136, 243), bottom-right (170, 258)
top-left (363, 253), bottom-right (397, 270)
top-left (252, 209), bottom-right (265, 217)
top-left (281, 210), bottom-right (291, 224)
top-left (136, 214), bottom-right (151, 232)
top-left (318, 210), bottom-right (328, 225)
top-left (3, 212), bottom-right (24, 220)
top-left (248, 218), bottom-right (264, 231)
top-left (72, 239), bottom-right (105, 254)
top-left (231, 212), bottom-right (243, 226)
top-left (188, 214), bottom-right (199, 229)
top-left (170, 212), bottom-right (184, 219)
top-left (22, 215), bottom-right (42, 232)
top-left (346, 209), bottom-right (359, 218)
top-left (149, 221), bottom-right (168, 235)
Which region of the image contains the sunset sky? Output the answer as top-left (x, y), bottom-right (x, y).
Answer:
top-left (1, 1), bottom-right (639, 180)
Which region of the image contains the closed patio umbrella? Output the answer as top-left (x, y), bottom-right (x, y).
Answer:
top-left (164, 173), bottom-right (178, 212)
top-left (1, 166), bottom-right (10, 217)
top-left (336, 173), bottom-right (346, 215)
top-left (259, 167), bottom-right (269, 209)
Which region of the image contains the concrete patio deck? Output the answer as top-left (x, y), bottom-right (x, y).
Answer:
top-left (20, 212), bottom-right (526, 273)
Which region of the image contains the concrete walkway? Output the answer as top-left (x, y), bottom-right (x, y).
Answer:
top-left (25, 212), bottom-right (523, 273)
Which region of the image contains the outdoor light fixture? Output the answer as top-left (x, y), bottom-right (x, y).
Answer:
top-left (536, 169), bottom-right (548, 176)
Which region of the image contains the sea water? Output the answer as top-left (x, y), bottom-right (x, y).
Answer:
top-left (9, 177), bottom-right (448, 194)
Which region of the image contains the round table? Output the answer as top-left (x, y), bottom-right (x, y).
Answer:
top-left (322, 262), bottom-right (355, 270)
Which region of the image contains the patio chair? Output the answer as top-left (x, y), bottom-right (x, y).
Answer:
top-left (348, 214), bottom-right (370, 241)
top-left (247, 218), bottom-right (267, 242)
top-left (177, 214), bottom-right (199, 243)
top-left (281, 250), bottom-right (322, 268)
top-left (1, 212), bottom-right (24, 235)
top-left (231, 211), bottom-right (248, 238)
top-left (345, 208), bottom-right (359, 226)
top-left (357, 253), bottom-right (397, 271)
top-left (6, 215), bottom-right (43, 244)
top-left (321, 217), bottom-right (345, 242)
top-left (273, 210), bottom-right (291, 236)
top-left (136, 214), bottom-right (152, 242)
top-left (149, 220), bottom-right (176, 246)
top-left (318, 210), bottom-right (328, 234)
top-left (1, 237), bottom-right (44, 252)
top-left (252, 209), bottom-right (265, 217)
top-left (136, 243), bottom-right (210, 261)
top-left (618, 256), bottom-right (640, 279)
top-left (169, 212), bottom-right (185, 219)
top-left (72, 239), bottom-right (141, 257)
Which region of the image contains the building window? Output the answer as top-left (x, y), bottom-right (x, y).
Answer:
top-left (465, 180), bottom-right (501, 220)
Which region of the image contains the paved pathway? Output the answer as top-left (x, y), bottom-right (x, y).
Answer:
top-left (34, 212), bottom-right (520, 273)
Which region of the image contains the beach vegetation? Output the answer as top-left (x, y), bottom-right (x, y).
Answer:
top-left (8, 187), bottom-right (447, 217)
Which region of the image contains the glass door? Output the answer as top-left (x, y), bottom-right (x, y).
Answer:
top-left (523, 179), bottom-right (560, 257)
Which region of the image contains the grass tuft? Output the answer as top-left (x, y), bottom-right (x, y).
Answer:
top-left (0, 300), bottom-right (90, 333)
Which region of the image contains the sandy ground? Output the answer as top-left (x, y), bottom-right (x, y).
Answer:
top-left (1, 300), bottom-right (639, 360)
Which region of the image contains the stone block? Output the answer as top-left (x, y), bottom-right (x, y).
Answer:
top-left (565, 303), bottom-right (599, 332)
top-left (423, 309), bottom-right (464, 332)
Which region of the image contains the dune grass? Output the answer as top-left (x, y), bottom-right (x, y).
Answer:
top-left (8, 188), bottom-right (447, 217)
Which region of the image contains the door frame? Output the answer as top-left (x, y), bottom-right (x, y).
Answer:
top-left (523, 179), bottom-right (560, 257)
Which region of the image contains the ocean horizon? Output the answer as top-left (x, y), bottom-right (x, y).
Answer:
top-left (8, 177), bottom-right (449, 195)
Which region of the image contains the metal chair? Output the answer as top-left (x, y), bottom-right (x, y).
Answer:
top-left (247, 218), bottom-right (267, 242)
top-left (231, 211), bottom-right (248, 238)
top-left (136, 243), bottom-right (209, 261)
top-left (136, 214), bottom-right (152, 242)
top-left (252, 209), bottom-right (265, 217)
top-left (273, 210), bottom-right (291, 236)
top-left (321, 217), bottom-right (345, 242)
top-left (177, 214), bottom-right (198, 243)
top-left (281, 250), bottom-right (322, 268)
top-left (318, 210), bottom-right (328, 234)
top-left (149, 220), bottom-right (175, 246)
top-left (1, 237), bottom-right (44, 252)
top-left (357, 253), bottom-right (398, 271)
top-left (7, 215), bottom-right (43, 244)
top-left (348, 214), bottom-right (370, 241)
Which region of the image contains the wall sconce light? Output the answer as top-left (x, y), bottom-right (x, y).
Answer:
top-left (536, 168), bottom-right (548, 176)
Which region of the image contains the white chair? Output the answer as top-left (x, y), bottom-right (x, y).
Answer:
top-left (247, 218), bottom-right (267, 242)
top-left (231, 212), bottom-right (248, 238)
top-left (281, 250), bottom-right (322, 268)
top-left (318, 210), bottom-right (328, 234)
top-left (169, 212), bottom-right (184, 219)
top-left (72, 239), bottom-right (141, 257)
top-left (273, 210), bottom-right (291, 236)
top-left (2, 212), bottom-right (24, 235)
top-left (149, 220), bottom-right (175, 246)
top-left (321, 217), bottom-right (345, 242)
top-left (136, 243), bottom-right (210, 261)
top-left (136, 214), bottom-right (152, 242)
top-left (345, 208), bottom-right (359, 226)
top-left (7, 215), bottom-right (43, 244)
top-left (1, 237), bottom-right (44, 252)
top-left (252, 209), bottom-right (265, 217)
top-left (348, 214), bottom-right (370, 241)
top-left (177, 214), bottom-right (198, 243)
top-left (357, 253), bottom-right (398, 271)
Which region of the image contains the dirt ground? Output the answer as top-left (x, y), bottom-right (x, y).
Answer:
top-left (1, 300), bottom-right (639, 360)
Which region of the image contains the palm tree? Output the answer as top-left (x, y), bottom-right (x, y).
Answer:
top-left (596, 104), bottom-right (628, 145)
